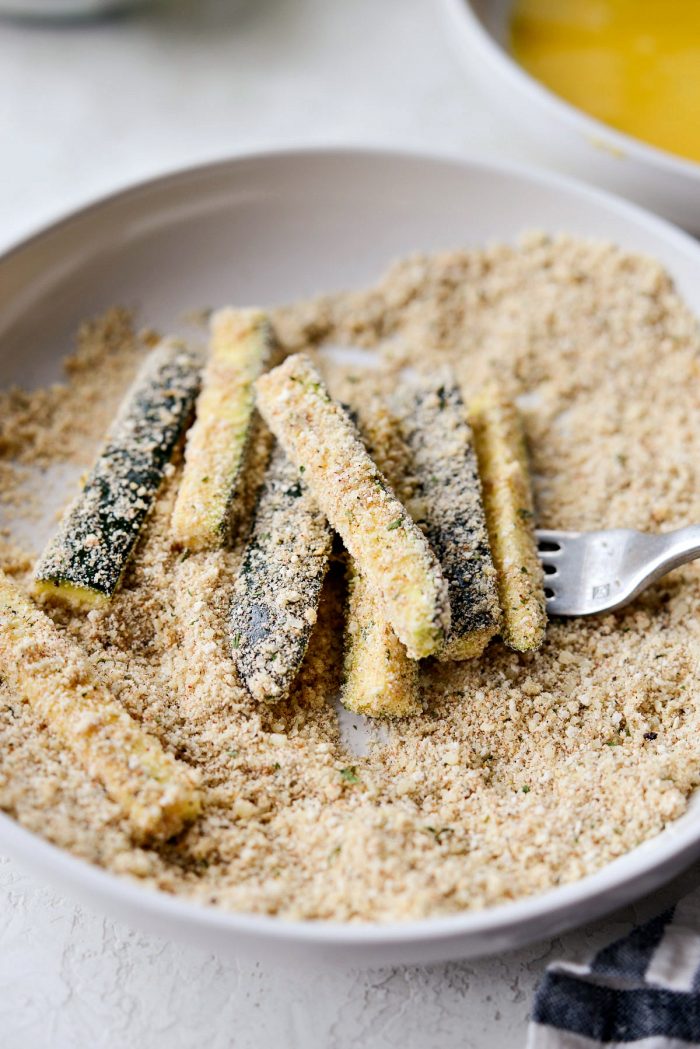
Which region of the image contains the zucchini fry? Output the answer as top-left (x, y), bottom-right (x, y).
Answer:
top-left (343, 571), bottom-right (420, 718)
top-left (255, 355), bottom-right (450, 660)
top-left (397, 373), bottom-right (501, 661)
top-left (0, 570), bottom-right (200, 842)
top-left (342, 399), bottom-right (420, 718)
top-left (229, 444), bottom-right (333, 701)
top-left (469, 384), bottom-right (546, 652)
top-left (34, 340), bottom-right (200, 609)
top-left (171, 308), bottom-right (274, 550)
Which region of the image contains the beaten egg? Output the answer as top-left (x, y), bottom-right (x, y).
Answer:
top-left (511, 0), bottom-right (700, 165)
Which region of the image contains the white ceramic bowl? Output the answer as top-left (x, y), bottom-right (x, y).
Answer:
top-left (442, 0), bottom-right (700, 232)
top-left (2, 148), bottom-right (700, 967)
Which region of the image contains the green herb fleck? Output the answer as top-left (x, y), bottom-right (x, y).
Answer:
top-left (517, 508), bottom-right (534, 521)
top-left (425, 825), bottom-right (452, 843)
top-left (521, 784), bottom-right (530, 793)
top-left (387, 517), bottom-right (402, 531)
top-left (340, 766), bottom-right (359, 783)
top-left (231, 632), bottom-right (241, 649)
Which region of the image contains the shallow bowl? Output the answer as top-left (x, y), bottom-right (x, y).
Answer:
top-left (1, 147), bottom-right (700, 966)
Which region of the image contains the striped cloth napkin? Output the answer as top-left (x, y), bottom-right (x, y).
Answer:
top-left (528, 889), bottom-right (700, 1048)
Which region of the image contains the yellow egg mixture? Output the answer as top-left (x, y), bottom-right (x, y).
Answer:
top-left (511, 0), bottom-right (700, 164)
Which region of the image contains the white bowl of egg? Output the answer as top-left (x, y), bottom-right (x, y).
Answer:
top-left (442, 0), bottom-right (700, 232)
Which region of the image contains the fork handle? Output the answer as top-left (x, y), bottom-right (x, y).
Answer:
top-left (615, 525), bottom-right (700, 614)
top-left (649, 525), bottom-right (700, 578)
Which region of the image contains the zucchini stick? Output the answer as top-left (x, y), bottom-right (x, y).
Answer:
top-left (34, 340), bottom-right (200, 609)
top-left (469, 384), bottom-right (546, 652)
top-left (255, 355), bottom-right (450, 660)
top-left (397, 373), bottom-right (501, 661)
top-left (342, 399), bottom-right (420, 717)
top-left (343, 571), bottom-right (420, 717)
top-left (171, 308), bottom-right (274, 551)
top-left (0, 570), bottom-right (201, 842)
top-left (229, 444), bottom-right (333, 701)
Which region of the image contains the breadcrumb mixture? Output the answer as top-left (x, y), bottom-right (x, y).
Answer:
top-left (1, 234), bottom-right (700, 922)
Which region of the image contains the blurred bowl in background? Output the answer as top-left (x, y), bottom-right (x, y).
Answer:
top-left (0, 0), bottom-right (143, 18)
top-left (442, 0), bottom-right (700, 232)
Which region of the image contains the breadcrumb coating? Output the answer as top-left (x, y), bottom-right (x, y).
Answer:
top-left (171, 308), bottom-right (273, 551)
top-left (342, 398), bottom-right (420, 717)
top-left (1, 238), bottom-right (700, 922)
top-left (255, 354), bottom-right (450, 659)
top-left (34, 340), bottom-right (200, 607)
top-left (0, 569), bottom-right (200, 842)
top-left (396, 372), bottom-right (501, 661)
top-left (229, 444), bottom-right (333, 702)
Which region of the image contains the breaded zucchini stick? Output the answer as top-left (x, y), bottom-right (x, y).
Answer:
top-left (469, 384), bottom-right (546, 652)
top-left (171, 308), bottom-right (274, 551)
top-left (228, 444), bottom-right (333, 701)
top-left (0, 570), bottom-right (200, 842)
top-left (342, 399), bottom-right (420, 717)
top-left (343, 571), bottom-right (420, 718)
top-left (397, 373), bottom-right (500, 661)
top-left (255, 355), bottom-right (450, 660)
top-left (34, 340), bottom-right (200, 609)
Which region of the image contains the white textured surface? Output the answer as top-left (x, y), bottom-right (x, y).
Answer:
top-left (3, 855), bottom-right (700, 1049)
top-left (1, 2), bottom-right (699, 1045)
top-left (0, 0), bottom-right (544, 247)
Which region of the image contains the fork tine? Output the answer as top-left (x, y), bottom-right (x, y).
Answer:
top-left (534, 529), bottom-right (565, 551)
top-left (534, 530), bottom-right (573, 614)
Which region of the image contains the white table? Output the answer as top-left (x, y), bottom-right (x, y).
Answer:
top-left (1, 2), bottom-right (697, 1045)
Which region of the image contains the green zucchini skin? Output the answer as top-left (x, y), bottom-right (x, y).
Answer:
top-left (34, 340), bottom-right (201, 606)
top-left (229, 444), bottom-right (333, 702)
top-left (397, 375), bottom-right (501, 661)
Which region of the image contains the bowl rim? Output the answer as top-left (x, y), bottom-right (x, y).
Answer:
top-left (1, 794), bottom-right (699, 946)
top-left (2, 144), bottom-right (700, 949)
top-left (443, 0), bottom-right (700, 181)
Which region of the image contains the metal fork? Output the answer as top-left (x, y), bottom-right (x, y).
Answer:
top-left (536, 526), bottom-right (700, 616)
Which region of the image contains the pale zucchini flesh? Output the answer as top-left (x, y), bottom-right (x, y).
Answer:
top-left (229, 444), bottom-right (333, 702)
top-left (397, 374), bottom-right (501, 661)
top-left (33, 340), bottom-right (200, 608)
top-left (255, 354), bottom-right (450, 660)
top-left (171, 308), bottom-right (274, 551)
top-left (469, 385), bottom-right (547, 653)
top-left (342, 398), bottom-right (420, 718)
top-left (0, 569), bottom-right (201, 842)
top-left (343, 561), bottom-right (421, 718)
